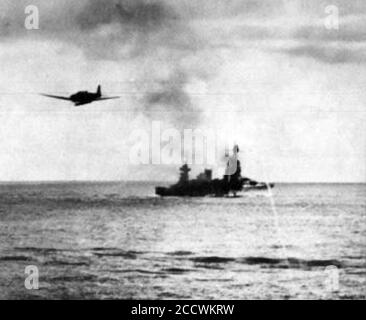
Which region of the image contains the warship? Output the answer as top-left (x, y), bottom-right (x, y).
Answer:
top-left (156, 146), bottom-right (274, 197)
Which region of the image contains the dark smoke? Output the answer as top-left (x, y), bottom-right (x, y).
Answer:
top-left (77, 0), bottom-right (177, 32)
top-left (74, 0), bottom-right (205, 128)
top-left (144, 70), bottom-right (201, 129)
top-left (70, 0), bottom-right (183, 60)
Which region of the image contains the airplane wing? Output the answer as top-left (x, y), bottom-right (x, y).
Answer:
top-left (40, 94), bottom-right (71, 101)
top-left (97, 97), bottom-right (120, 101)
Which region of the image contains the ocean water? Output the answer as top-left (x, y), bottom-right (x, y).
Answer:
top-left (0, 182), bottom-right (365, 300)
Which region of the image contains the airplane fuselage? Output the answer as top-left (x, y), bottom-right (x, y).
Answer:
top-left (70, 91), bottom-right (102, 106)
top-left (41, 85), bottom-right (119, 106)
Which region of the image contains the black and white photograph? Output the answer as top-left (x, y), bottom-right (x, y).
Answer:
top-left (0, 0), bottom-right (365, 304)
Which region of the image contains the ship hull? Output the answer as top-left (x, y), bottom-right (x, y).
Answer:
top-left (155, 183), bottom-right (275, 197)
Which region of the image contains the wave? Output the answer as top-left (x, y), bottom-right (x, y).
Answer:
top-left (91, 248), bottom-right (145, 259)
top-left (43, 275), bottom-right (98, 283)
top-left (162, 268), bottom-right (195, 274)
top-left (0, 255), bottom-right (34, 262)
top-left (0, 196), bottom-right (165, 208)
top-left (14, 247), bottom-right (61, 254)
top-left (190, 255), bottom-right (343, 269)
top-left (44, 260), bottom-right (90, 267)
top-left (113, 269), bottom-right (166, 275)
top-left (167, 251), bottom-right (194, 256)
top-left (191, 257), bottom-right (236, 264)
top-left (7, 247), bottom-right (344, 271)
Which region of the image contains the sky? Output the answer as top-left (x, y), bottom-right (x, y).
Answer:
top-left (0, 0), bottom-right (365, 182)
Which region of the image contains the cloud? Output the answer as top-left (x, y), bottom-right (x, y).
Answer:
top-left (293, 15), bottom-right (366, 43)
top-left (279, 44), bottom-right (366, 64)
top-left (1, 0), bottom-right (196, 57)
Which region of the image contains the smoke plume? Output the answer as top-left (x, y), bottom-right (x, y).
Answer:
top-left (1, 0), bottom-right (209, 128)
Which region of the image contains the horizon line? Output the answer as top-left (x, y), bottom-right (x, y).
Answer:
top-left (0, 180), bottom-right (365, 185)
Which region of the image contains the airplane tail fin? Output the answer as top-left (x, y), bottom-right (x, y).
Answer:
top-left (97, 85), bottom-right (102, 97)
